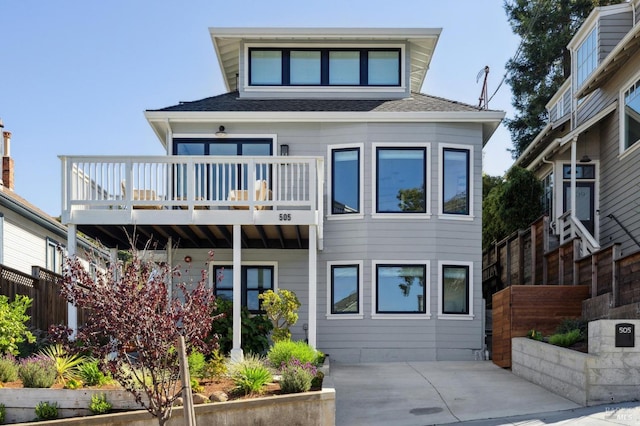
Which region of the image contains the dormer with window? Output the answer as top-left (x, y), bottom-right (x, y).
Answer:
top-left (211, 28), bottom-right (440, 100)
top-left (569, 3), bottom-right (633, 96)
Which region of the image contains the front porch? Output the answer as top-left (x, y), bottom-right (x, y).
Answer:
top-left (60, 155), bottom-right (324, 357)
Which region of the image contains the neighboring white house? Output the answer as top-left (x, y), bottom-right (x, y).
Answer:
top-left (60, 27), bottom-right (504, 362)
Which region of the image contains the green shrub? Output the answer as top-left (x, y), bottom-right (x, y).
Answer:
top-left (0, 355), bottom-right (18, 382)
top-left (89, 393), bottom-right (112, 415)
top-left (40, 344), bottom-right (85, 385)
top-left (202, 349), bottom-right (227, 380)
top-left (18, 356), bottom-right (56, 388)
top-left (267, 340), bottom-right (320, 369)
top-left (279, 358), bottom-right (316, 394)
top-left (190, 377), bottom-right (204, 393)
top-left (35, 401), bottom-right (58, 421)
top-left (210, 300), bottom-right (272, 355)
top-left (0, 403), bottom-right (5, 424)
top-left (64, 377), bottom-right (83, 389)
top-left (229, 354), bottom-right (272, 395)
top-left (0, 294), bottom-right (36, 356)
top-left (549, 329), bottom-right (583, 347)
top-left (188, 350), bottom-right (206, 379)
top-left (555, 318), bottom-right (587, 336)
top-left (78, 360), bottom-right (110, 387)
top-left (258, 289), bottom-right (301, 342)
top-left (526, 329), bottom-right (543, 341)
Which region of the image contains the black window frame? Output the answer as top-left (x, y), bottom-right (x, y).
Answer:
top-left (375, 263), bottom-right (427, 314)
top-left (330, 264), bottom-right (360, 315)
top-left (213, 265), bottom-right (274, 314)
top-left (441, 264), bottom-right (470, 315)
top-left (375, 146), bottom-right (427, 214)
top-left (248, 47), bottom-right (401, 87)
top-left (442, 147), bottom-right (470, 215)
top-left (331, 147), bottom-right (361, 215)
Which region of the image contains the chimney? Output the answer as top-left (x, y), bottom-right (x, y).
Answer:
top-left (3, 129), bottom-right (14, 191)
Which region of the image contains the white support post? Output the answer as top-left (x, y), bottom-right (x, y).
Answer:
top-left (308, 225), bottom-right (317, 349)
top-left (167, 237), bottom-right (173, 301)
top-left (67, 224), bottom-right (78, 337)
top-left (570, 138), bottom-right (577, 222)
top-left (230, 224), bottom-right (243, 362)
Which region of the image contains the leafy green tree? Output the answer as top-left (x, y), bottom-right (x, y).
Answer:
top-left (258, 289), bottom-right (301, 343)
top-left (504, 0), bottom-right (624, 157)
top-left (483, 174), bottom-right (503, 199)
top-left (0, 295), bottom-right (35, 355)
top-left (483, 167), bottom-right (543, 247)
top-left (397, 185), bottom-right (425, 212)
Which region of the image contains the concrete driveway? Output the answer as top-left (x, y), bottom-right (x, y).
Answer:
top-left (328, 361), bottom-right (581, 425)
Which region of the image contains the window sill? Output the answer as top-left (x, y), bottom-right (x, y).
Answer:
top-left (437, 214), bottom-right (474, 221)
top-left (371, 314), bottom-right (431, 320)
top-left (325, 314), bottom-right (363, 320)
top-left (619, 141), bottom-right (640, 161)
top-left (437, 314), bottom-right (474, 320)
top-left (327, 214), bottom-right (364, 221)
top-left (372, 213), bottom-right (431, 220)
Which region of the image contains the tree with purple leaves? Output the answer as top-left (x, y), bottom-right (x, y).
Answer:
top-left (55, 244), bottom-right (218, 426)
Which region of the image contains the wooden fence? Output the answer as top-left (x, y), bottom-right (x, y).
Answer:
top-left (0, 264), bottom-right (87, 332)
top-left (483, 215), bottom-right (640, 317)
top-left (492, 285), bottom-right (590, 368)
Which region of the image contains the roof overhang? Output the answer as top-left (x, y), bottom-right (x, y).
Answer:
top-left (210, 27), bottom-right (441, 94)
top-left (145, 110), bottom-right (504, 148)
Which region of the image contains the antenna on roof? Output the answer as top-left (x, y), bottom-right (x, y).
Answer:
top-left (477, 66), bottom-right (490, 110)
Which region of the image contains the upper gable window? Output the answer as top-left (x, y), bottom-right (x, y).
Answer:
top-left (248, 48), bottom-right (401, 87)
top-left (576, 27), bottom-right (597, 88)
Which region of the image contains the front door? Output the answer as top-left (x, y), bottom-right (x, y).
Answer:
top-left (563, 181), bottom-right (595, 235)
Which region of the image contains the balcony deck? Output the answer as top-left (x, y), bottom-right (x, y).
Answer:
top-left (60, 155), bottom-right (324, 249)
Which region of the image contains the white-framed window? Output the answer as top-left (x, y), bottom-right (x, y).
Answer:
top-left (439, 143), bottom-right (473, 219)
top-left (328, 143), bottom-right (364, 219)
top-left (541, 171), bottom-right (554, 218)
top-left (46, 238), bottom-right (64, 274)
top-left (620, 72), bottom-right (640, 154)
top-left (209, 261), bottom-right (277, 314)
top-left (326, 260), bottom-right (363, 319)
top-left (438, 260), bottom-right (473, 320)
top-left (576, 26), bottom-right (597, 88)
top-left (371, 260), bottom-right (430, 319)
top-left (372, 143), bottom-right (430, 217)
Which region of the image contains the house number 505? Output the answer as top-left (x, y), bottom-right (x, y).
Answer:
top-left (279, 213), bottom-right (292, 221)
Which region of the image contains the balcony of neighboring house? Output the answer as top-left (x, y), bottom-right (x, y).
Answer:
top-left (59, 155), bottom-right (324, 250)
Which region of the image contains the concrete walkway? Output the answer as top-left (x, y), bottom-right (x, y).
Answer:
top-left (328, 360), bottom-right (640, 425)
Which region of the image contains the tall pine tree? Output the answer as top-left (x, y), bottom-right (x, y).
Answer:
top-left (504, 0), bottom-right (624, 158)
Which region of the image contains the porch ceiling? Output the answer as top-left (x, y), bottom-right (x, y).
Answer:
top-left (77, 224), bottom-right (309, 250)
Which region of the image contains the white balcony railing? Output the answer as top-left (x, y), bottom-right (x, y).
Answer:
top-left (60, 155), bottom-right (324, 226)
top-left (557, 210), bottom-right (600, 256)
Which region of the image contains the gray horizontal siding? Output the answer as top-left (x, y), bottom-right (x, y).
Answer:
top-left (598, 12), bottom-right (633, 61)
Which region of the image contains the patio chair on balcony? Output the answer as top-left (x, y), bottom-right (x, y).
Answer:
top-left (228, 180), bottom-right (272, 210)
top-left (121, 181), bottom-right (163, 209)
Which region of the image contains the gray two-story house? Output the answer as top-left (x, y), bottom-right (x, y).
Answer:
top-left (60, 27), bottom-right (504, 362)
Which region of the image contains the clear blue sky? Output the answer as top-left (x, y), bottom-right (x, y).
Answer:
top-left (0, 0), bottom-right (519, 217)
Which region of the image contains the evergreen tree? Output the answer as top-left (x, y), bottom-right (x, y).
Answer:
top-left (504, 0), bottom-right (624, 158)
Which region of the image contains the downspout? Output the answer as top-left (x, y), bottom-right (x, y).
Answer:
top-left (0, 213), bottom-right (4, 264)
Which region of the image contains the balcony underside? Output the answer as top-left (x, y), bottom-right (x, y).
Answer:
top-left (77, 223), bottom-right (310, 250)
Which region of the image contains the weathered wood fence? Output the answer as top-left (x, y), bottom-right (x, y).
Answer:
top-left (483, 216), bottom-right (640, 318)
top-left (0, 264), bottom-right (86, 332)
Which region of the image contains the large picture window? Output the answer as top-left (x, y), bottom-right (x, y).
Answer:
top-left (376, 147), bottom-right (426, 213)
top-left (331, 147), bottom-right (361, 215)
top-left (438, 261), bottom-right (473, 318)
top-left (442, 148), bottom-right (470, 215)
top-left (248, 47), bottom-right (401, 87)
top-left (213, 265), bottom-right (274, 313)
top-left (329, 263), bottom-right (361, 315)
top-left (623, 76), bottom-right (640, 151)
top-left (375, 264), bottom-right (426, 314)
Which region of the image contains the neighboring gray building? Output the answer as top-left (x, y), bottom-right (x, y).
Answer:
top-left (515, 0), bottom-right (640, 259)
top-left (60, 27), bottom-right (504, 362)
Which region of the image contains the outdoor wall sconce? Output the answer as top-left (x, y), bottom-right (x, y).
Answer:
top-left (184, 255), bottom-right (192, 263)
top-left (215, 125), bottom-right (227, 137)
top-left (280, 144), bottom-right (289, 156)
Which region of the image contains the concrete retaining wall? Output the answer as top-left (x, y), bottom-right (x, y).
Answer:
top-left (512, 319), bottom-right (640, 406)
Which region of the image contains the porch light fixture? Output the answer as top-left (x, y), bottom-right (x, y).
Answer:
top-left (215, 125), bottom-right (227, 137)
top-left (280, 144), bottom-right (289, 156)
top-left (579, 154), bottom-right (592, 163)
top-left (184, 255), bottom-right (192, 263)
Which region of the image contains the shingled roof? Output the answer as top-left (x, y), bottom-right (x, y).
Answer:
top-left (150, 91), bottom-right (489, 113)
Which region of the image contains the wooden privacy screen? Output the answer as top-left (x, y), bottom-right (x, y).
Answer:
top-left (492, 285), bottom-right (590, 368)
